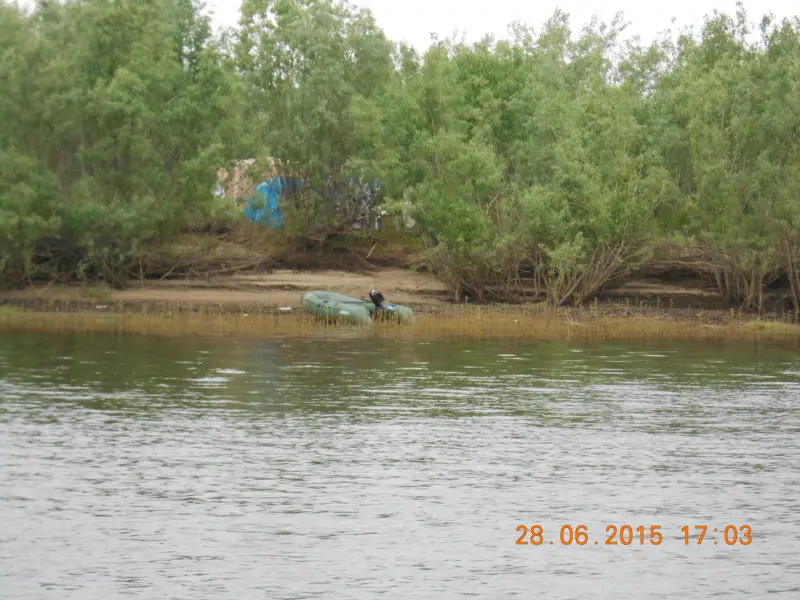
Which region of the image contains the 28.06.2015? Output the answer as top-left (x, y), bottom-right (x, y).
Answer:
top-left (516, 525), bottom-right (667, 546)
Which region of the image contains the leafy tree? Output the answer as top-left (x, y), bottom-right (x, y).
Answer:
top-left (3, 0), bottom-right (800, 314)
top-left (233, 0), bottom-right (396, 244)
top-left (653, 7), bottom-right (800, 309)
top-left (0, 0), bottom-right (238, 284)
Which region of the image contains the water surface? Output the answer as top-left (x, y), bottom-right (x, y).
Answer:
top-left (1, 333), bottom-right (799, 599)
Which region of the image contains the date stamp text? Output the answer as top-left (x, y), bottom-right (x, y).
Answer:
top-left (515, 524), bottom-right (752, 546)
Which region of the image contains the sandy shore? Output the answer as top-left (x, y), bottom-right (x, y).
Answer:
top-left (1, 267), bottom-right (798, 338)
top-left (0, 267), bottom-right (735, 312)
top-left (1, 268), bottom-right (799, 342)
top-left (0, 268), bottom-right (452, 311)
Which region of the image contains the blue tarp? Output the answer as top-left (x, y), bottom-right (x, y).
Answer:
top-left (243, 177), bottom-right (303, 229)
top-left (241, 176), bottom-right (381, 230)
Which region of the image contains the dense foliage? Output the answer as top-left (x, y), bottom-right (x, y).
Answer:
top-left (1, 0), bottom-right (799, 310)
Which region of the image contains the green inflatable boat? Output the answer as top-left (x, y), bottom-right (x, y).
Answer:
top-left (302, 290), bottom-right (415, 326)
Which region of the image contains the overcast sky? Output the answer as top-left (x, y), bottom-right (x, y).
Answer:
top-left (205, 0), bottom-right (798, 49)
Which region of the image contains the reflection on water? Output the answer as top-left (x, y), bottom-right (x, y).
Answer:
top-left (1, 333), bottom-right (799, 599)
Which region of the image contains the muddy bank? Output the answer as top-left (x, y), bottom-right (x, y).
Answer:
top-left (0, 268), bottom-right (792, 316)
top-left (0, 269), bottom-right (449, 314)
top-left (1, 265), bottom-right (799, 342)
top-left (1, 268), bottom-right (797, 319)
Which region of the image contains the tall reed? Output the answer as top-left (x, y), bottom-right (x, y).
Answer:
top-left (1, 305), bottom-right (798, 343)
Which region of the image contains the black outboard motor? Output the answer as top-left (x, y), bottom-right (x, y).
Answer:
top-left (369, 289), bottom-right (386, 310)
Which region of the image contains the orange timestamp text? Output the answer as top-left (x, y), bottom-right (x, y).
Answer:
top-left (515, 524), bottom-right (752, 546)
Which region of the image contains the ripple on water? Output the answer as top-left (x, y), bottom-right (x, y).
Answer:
top-left (0, 334), bottom-right (798, 599)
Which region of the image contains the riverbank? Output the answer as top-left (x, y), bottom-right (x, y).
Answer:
top-left (1, 268), bottom-right (799, 342)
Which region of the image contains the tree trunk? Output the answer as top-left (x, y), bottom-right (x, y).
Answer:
top-left (786, 242), bottom-right (800, 316)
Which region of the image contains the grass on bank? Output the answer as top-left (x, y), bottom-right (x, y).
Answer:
top-left (1, 304), bottom-right (799, 343)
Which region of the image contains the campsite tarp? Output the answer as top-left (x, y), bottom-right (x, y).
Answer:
top-left (243, 177), bottom-right (303, 229)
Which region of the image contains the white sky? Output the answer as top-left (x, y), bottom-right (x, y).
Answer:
top-left (205, 0), bottom-right (798, 49)
top-left (12, 1), bottom-right (798, 48)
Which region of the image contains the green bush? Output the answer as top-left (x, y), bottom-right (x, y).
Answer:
top-left (3, 1), bottom-right (800, 313)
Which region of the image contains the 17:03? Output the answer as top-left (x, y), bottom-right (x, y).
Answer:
top-left (682, 525), bottom-right (752, 545)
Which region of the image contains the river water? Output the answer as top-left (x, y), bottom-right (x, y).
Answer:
top-left (0, 332), bottom-right (798, 599)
